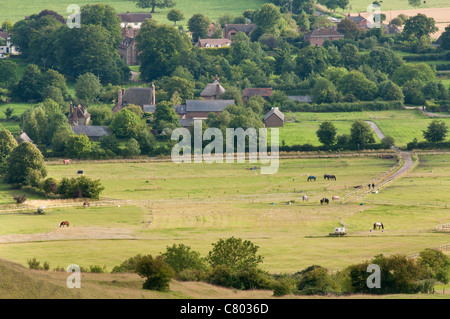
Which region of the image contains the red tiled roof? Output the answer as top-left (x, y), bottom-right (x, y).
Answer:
top-left (242, 88), bottom-right (273, 98)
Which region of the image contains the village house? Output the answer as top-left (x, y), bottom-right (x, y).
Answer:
top-left (196, 38), bottom-right (231, 48)
top-left (118, 36), bottom-right (138, 65)
top-left (117, 12), bottom-right (152, 29)
top-left (242, 88), bottom-right (273, 103)
top-left (223, 23), bottom-right (257, 39)
top-left (113, 85), bottom-right (156, 113)
top-left (200, 75), bottom-right (226, 100)
top-left (287, 95), bottom-right (313, 103)
top-left (345, 13), bottom-right (369, 28)
top-left (68, 102), bottom-right (91, 126)
top-left (263, 107), bottom-right (284, 128)
top-left (0, 30), bottom-right (19, 55)
top-left (303, 28), bottom-right (344, 47)
top-left (184, 99), bottom-right (235, 119)
top-left (16, 130), bottom-right (33, 144)
top-left (178, 99), bottom-right (235, 127)
top-left (71, 125), bottom-right (111, 141)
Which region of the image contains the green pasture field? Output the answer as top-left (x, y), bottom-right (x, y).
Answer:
top-left (279, 109), bottom-right (450, 148)
top-left (0, 102), bottom-right (34, 134)
top-left (2, 154), bottom-right (450, 278)
top-left (346, 0), bottom-right (449, 13)
top-left (0, 0), bottom-right (266, 25)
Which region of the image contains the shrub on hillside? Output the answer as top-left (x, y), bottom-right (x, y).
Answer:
top-left (135, 255), bottom-right (175, 291)
top-left (161, 244), bottom-right (207, 277)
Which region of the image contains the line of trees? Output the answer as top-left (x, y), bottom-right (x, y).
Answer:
top-left (110, 237), bottom-right (450, 296)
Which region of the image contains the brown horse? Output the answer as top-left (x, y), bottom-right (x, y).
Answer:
top-left (60, 221), bottom-right (70, 227)
top-left (83, 201), bottom-right (90, 208)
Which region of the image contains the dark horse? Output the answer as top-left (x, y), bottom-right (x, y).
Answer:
top-left (320, 198), bottom-right (329, 205)
top-left (307, 176), bottom-right (316, 181)
top-left (373, 222), bottom-right (384, 230)
top-left (324, 174), bottom-right (336, 180)
top-left (60, 221), bottom-right (70, 227)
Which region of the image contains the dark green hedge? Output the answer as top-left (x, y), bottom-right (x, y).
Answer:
top-left (285, 100), bottom-right (404, 112)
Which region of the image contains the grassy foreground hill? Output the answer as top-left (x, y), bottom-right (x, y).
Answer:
top-left (0, 257), bottom-right (278, 299)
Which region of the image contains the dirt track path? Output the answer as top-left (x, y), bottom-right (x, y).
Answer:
top-left (0, 227), bottom-right (137, 244)
top-left (344, 121), bottom-right (417, 201)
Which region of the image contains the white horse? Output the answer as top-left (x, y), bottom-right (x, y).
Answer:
top-left (373, 222), bottom-right (384, 230)
top-left (302, 195), bottom-right (308, 202)
top-left (332, 196), bottom-right (340, 201)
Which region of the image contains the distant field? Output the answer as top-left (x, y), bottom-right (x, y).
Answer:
top-left (0, 0), bottom-right (265, 25)
top-left (279, 109), bottom-right (450, 148)
top-left (347, 0), bottom-right (449, 13)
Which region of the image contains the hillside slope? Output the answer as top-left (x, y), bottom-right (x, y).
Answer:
top-left (0, 258), bottom-right (276, 299)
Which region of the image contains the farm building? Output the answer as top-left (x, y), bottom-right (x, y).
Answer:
top-left (0, 30), bottom-right (19, 55)
top-left (71, 125), bottom-right (111, 141)
top-left (263, 107), bottom-right (285, 127)
top-left (288, 95), bottom-right (313, 103)
top-left (200, 76), bottom-right (226, 100)
top-left (303, 28), bottom-right (344, 47)
top-left (16, 131), bottom-right (33, 144)
top-left (345, 13), bottom-right (370, 28)
top-left (196, 38), bottom-right (231, 48)
top-left (223, 23), bottom-right (257, 39)
top-left (242, 88), bottom-right (273, 102)
top-left (184, 99), bottom-right (235, 119)
top-left (117, 12), bottom-right (152, 29)
top-left (118, 36), bottom-right (137, 65)
top-left (68, 102), bottom-right (90, 126)
top-left (113, 85), bottom-right (156, 113)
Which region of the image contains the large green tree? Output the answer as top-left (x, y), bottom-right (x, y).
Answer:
top-left (0, 60), bottom-right (19, 87)
top-left (167, 9), bottom-right (184, 25)
top-left (75, 72), bottom-right (102, 103)
top-left (423, 120), bottom-right (448, 143)
top-left (131, 0), bottom-right (176, 13)
top-left (403, 13), bottom-right (438, 40)
top-left (253, 3), bottom-right (282, 34)
top-left (187, 13), bottom-right (211, 41)
top-left (316, 121), bottom-right (337, 146)
top-left (392, 63), bottom-right (435, 86)
top-left (350, 120), bottom-right (375, 146)
top-left (207, 237), bottom-right (263, 272)
top-left (4, 142), bottom-right (47, 185)
top-left (0, 129), bottom-right (18, 163)
top-left (136, 19), bottom-right (192, 81)
top-left (337, 71), bottom-right (378, 101)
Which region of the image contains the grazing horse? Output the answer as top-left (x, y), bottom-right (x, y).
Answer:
top-left (307, 176), bottom-right (316, 181)
top-left (332, 196), bottom-right (340, 201)
top-left (373, 222), bottom-right (384, 230)
top-left (60, 221), bottom-right (70, 227)
top-left (324, 174), bottom-right (336, 181)
top-left (83, 201), bottom-right (90, 208)
top-left (303, 195), bottom-right (309, 202)
top-left (63, 159), bottom-right (71, 165)
top-left (320, 198), bottom-right (329, 205)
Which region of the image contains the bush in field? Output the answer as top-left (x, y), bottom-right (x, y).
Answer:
top-left (43, 177), bottom-right (59, 194)
top-left (296, 265), bottom-right (338, 295)
top-left (207, 237), bottom-right (263, 272)
top-left (111, 254), bottom-right (144, 273)
top-left (343, 254), bottom-right (433, 294)
top-left (135, 255), bottom-right (175, 291)
top-left (57, 176), bottom-right (104, 199)
top-left (89, 265), bottom-right (107, 273)
top-left (161, 244), bottom-right (207, 275)
top-left (27, 258), bottom-right (50, 271)
top-left (417, 248), bottom-right (450, 284)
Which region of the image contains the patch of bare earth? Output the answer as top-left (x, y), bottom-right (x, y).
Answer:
top-left (0, 226), bottom-right (137, 244)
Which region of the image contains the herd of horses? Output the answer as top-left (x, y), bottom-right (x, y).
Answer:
top-left (304, 174), bottom-right (338, 205)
